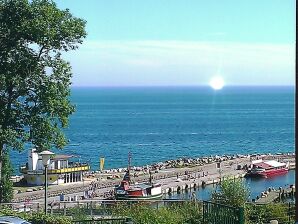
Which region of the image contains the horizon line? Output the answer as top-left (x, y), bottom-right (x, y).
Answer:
top-left (71, 84), bottom-right (295, 88)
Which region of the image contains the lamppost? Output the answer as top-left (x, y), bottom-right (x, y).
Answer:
top-left (216, 162), bottom-right (221, 182)
top-left (39, 150), bottom-right (55, 215)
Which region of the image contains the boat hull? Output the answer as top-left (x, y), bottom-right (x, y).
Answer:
top-left (115, 193), bottom-right (163, 200)
top-left (247, 168), bottom-right (288, 178)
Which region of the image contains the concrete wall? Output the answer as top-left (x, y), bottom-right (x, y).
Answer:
top-left (25, 173), bottom-right (61, 186)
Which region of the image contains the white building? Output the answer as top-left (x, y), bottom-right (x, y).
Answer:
top-left (20, 149), bottom-right (90, 186)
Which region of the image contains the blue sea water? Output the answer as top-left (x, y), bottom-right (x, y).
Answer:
top-left (11, 86), bottom-right (294, 173)
top-left (166, 170), bottom-right (295, 201)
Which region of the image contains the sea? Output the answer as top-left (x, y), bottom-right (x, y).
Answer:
top-left (166, 170), bottom-right (295, 201)
top-left (11, 86), bottom-right (295, 173)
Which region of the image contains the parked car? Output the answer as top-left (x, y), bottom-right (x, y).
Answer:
top-left (0, 216), bottom-right (31, 224)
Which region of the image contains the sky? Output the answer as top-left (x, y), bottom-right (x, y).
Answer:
top-left (55, 0), bottom-right (295, 87)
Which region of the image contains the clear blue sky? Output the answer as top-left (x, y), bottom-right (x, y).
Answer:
top-left (56, 0), bottom-right (295, 86)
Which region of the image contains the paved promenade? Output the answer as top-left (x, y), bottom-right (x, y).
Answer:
top-left (11, 154), bottom-right (295, 204)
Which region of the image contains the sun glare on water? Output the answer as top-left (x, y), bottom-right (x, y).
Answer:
top-left (209, 76), bottom-right (225, 90)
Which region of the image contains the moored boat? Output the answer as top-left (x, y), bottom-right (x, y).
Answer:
top-left (246, 160), bottom-right (289, 178)
top-left (115, 180), bottom-right (163, 200)
top-left (114, 152), bottom-right (163, 200)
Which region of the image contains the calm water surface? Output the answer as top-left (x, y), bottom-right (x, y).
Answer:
top-left (166, 170), bottom-right (295, 201)
top-left (11, 86), bottom-right (294, 173)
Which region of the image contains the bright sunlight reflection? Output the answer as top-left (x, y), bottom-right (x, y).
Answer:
top-left (209, 76), bottom-right (225, 90)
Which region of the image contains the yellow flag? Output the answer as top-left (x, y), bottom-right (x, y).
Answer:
top-left (100, 157), bottom-right (105, 171)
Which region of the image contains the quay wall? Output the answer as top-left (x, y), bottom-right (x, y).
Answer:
top-left (12, 153), bottom-right (295, 203)
top-left (161, 173), bottom-right (246, 195)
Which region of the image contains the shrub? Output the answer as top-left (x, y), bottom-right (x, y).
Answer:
top-left (211, 178), bottom-right (249, 207)
top-left (0, 208), bottom-right (72, 224)
top-left (111, 201), bottom-right (202, 224)
top-left (0, 153), bottom-right (13, 203)
top-left (245, 203), bottom-right (294, 224)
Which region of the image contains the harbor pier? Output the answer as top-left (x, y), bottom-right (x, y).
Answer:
top-left (255, 186), bottom-right (295, 204)
top-left (11, 153), bottom-right (295, 203)
top-left (161, 173), bottom-right (246, 195)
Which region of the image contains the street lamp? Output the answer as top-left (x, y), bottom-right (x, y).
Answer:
top-left (39, 150), bottom-right (55, 215)
top-left (216, 162), bottom-right (222, 182)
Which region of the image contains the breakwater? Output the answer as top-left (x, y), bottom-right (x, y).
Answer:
top-left (12, 152), bottom-right (295, 203)
top-left (98, 152), bottom-right (295, 175)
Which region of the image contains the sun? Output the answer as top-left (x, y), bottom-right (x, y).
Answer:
top-left (209, 76), bottom-right (225, 90)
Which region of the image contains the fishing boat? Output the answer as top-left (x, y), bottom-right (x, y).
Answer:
top-left (114, 152), bottom-right (163, 200)
top-left (246, 160), bottom-right (289, 178)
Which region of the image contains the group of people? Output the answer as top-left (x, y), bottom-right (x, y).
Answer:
top-left (176, 170), bottom-right (209, 181)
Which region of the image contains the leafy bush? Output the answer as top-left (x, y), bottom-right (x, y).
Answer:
top-left (245, 203), bottom-right (294, 224)
top-left (111, 201), bottom-right (202, 224)
top-left (0, 208), bottom-right (72, 224)
top-left (68, 206), bottom-right (89, 221)
top-left (211, 178), bottom-right (249, 207)
top-left (0, 153), bottom-right (13, 203)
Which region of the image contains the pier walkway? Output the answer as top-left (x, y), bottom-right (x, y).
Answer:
top-left (12, 154), bottom-right (295, 203)
top-left (255, 187), bottom-right (295, 204)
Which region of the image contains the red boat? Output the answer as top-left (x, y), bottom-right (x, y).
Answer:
top-left (247, 160), bottom-right (289, 178)
top-left (115, 178), bottom-right (162, 200)
top-left (114, 152), bottom-right (163, 200)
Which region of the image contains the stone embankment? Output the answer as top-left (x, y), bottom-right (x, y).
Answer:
top-left (12, 152), bottom-right (295, 203)
top-left (255, 185), bottom-right (295, 204)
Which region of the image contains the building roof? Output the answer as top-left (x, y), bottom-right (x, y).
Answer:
top-left (51, 154), bottom-right (73, 161)
top-left (254, 162), bottom-right (272, 169)
top-left (252, 159), bottom-right (263, 164)
top-left (264, 160), bottom-right (286, 168)
top-left (254, 160), bottom-right (285, 169)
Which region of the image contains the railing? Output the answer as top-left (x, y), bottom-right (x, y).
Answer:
top-left (0, 200), bottom-right (295, 223)
top-left (48, 165), bottom-right (90, 174)
top-left (246, 202), bottom-right (295, 224)
top-left (20, 165), bottom-right (90, 174)
top-left (203, 201), bottom-right (244, 224)
top-left (0, 199), bottom-right (200, 215)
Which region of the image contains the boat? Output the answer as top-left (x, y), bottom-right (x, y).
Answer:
top-left (115, 179), bottom-right (163, 200)
top-left (246, 160), bottom-right (289, 178)
top-left (114, 152), bottom-right (163, 200)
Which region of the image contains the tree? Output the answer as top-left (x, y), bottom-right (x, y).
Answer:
top-left (211, 178), bottom-right (249, 207)
top-left (0, 0), bottom-right (86, 201)
top-left (0, 153), bottom-right (13, 203)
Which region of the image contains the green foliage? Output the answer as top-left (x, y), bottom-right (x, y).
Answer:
top-left (211, 178), bottom-right (249, 207)
top-left (0, 0), bottom-right (86, 152)
top-left (174, 201), bottom-right (203, 224)
top-left (0, 0), bottom-right (86, 197)
top-left (111, 201), bottom-right (202, 224)
top-left (0, 152), bottom-right (13, 202)
top-left (245, 203), bottom-right (294, 224)
top-left (0, 208), bottom-right (72, 224)
top-left (0, 202), bottom-right (294, 224)
top-left (69, 206), bottom-right (89, 221)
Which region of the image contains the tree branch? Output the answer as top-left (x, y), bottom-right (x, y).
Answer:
top-left (38, 45), bottom-right (46, 59)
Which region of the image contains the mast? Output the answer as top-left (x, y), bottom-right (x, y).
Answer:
top-left (149, 170), bottom-right (152, 184)
top-left (127, 151), bottom-right (131, 182)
